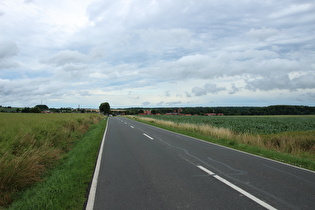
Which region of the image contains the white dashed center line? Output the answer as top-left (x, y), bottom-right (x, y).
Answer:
top-left (143, 133), bottom-right (153, 140)
top-left (197, 165), bottom-right (277, 210)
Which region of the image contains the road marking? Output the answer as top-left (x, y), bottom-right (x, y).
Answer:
top-left (197, 165), bottom-right (215, 175)
top-left (86, 119), bottom-right (109, 210)
top-left (197, 165), bottom-right (277, 210)
top-left (143, 133), bottom-right (154, 140)
top-left (130, 126), bottom-right (134, 129)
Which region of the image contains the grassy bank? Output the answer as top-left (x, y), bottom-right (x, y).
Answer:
top-left (128, 115), bottom-right (315, 171)
top-left (0, 113), bottom-right (103, 207)
top-left (7, 117), bottom-right (107, 210)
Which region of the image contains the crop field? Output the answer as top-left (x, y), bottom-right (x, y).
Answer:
top-left (139, 115), bottom-right (315, 134)
top-left (131, 115), bottom-right (315, 168)
top-left (0, 113), bottom-right (103, 207)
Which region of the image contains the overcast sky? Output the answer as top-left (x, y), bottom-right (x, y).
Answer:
top-left (1, 0), bottom-right (314, 108)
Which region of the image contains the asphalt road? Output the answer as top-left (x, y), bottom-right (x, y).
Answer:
top-left (88, 117), bottom-right (315, 210)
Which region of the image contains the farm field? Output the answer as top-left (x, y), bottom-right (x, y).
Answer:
top-left (0, 113), bottom-right (103, 207)
top-left (139, 115), bottom-right (315, 134)
top-left (130, 115), bottom-right (315, 170)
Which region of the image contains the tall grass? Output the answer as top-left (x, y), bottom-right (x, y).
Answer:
top-left (0, 113), bottom-right (103, 207)
top-left (130, 116), bottom-right (315, 161)
top-left (9, 118), bottom-right (107, 210)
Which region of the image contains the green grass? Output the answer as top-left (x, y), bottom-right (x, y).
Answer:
top-left (8, 118), bottom-right (107, 210)
top-left (128, 115), bottom-right (315, 171)
top-left (0, 113), bottom-right (103, 207)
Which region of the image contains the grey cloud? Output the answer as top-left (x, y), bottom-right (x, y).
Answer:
top-left (246, 74), bottom-right (290, 91)
top-left (77, 27), bottom-right (201, 65)
top-left (246, 27), bottom-right (279, 41)
top-left (156, 101), bottom-right (182, 106)
top-left (306, 92), bottom-right (315, 99)
top-left (164, 91), bottom-right (170, 97)
top-left (192, 86), bottom-right (208, 96)
top-left (0, 78), bottom-right (66, 100)
top-left (41, 50), bottom-right (88, 66)
top-left (83, 1), bottom-right (261, 63)
top-left (24, 0), bottom-right (33, 4)
top-left (137, 28), bottom-right (198, 53)
top-left (185, 91), bottom-right (192, 98)
top-left (0, 41), bottom-right (19, 69)
top-left (0, 60), bottom-right (19, 69)
top-left (142, 101), bottom-right (150, 106)
top-left (61, 63), bottom-right (87, 72)
top-left (0, 41), bottom-right (18, 59)
top-left (246, 73), bottom-right (315, 91)
top-left (148, 49), bottom-right (304, 82)
top-left (269, 3), bottom-right (314, 19)
top-left (151, 54), bottom-right (219, 80)
top-left (192, 83), bottom-right (226, 96)
top-left (81, 0), bottom-right (315, 79)
top-left (165, 101), bottom-right (182, 106)
top-left (229, 84), bottom-right (240, 94)
top-left (78, 90), bottom-right (92, 96)
top-left (293, 73), bottom-right (315, 89)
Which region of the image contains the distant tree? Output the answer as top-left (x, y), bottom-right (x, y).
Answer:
top-left (21, 107), bottom-right (31, 113)
top-left (151, 109), bottom-right (157, 115)
top-left (99, 102), bottom-right (110, 115)
top-left (30, 107), bottom-right (41, 113)
top-left (35, 104), bottom-right (49, 111)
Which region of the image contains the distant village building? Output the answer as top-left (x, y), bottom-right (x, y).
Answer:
top-left (144, 110), bottom-right (151, 115)
top-left (165, 108), bottom-right (182, 115)
top-left (204, 113), bottom-right (224, 116)
top-left (204, 113), bottom-right (216, 116)
top-left (138, 110), bottom-right (152, 115)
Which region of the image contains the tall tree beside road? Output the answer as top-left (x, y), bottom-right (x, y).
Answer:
top-left (99, 102), bottom-right (110, 115)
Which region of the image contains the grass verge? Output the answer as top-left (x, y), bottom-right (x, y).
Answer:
top-left (7, 118), bottom-right (107, 210)
top-left (0, 113), bottom-right (102, 207)
top-left (127, 116), bottom-right (315, 171)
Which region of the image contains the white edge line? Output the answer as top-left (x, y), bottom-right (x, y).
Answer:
top-left (86, 118), bottom-right (109, 210)
top-left (197, 165), bottom-right (277, 210)
top-left (143, 133), bottom-right (154, 140)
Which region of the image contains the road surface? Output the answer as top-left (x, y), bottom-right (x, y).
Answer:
top-left (87, 117), bottom-right (315, 209)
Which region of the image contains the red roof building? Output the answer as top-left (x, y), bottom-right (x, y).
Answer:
top-left (204, 113), bottom-right (216, 116)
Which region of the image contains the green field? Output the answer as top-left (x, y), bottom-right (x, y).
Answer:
top-left (0, 113), bottom-right (103, 207)
top-left (130, 115), bottom-right (315, 170)
top-left (139, 115), bottom-right (315, 134)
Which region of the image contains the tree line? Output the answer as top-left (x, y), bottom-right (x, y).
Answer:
top-left (2, 103), bottom-right (314, 115)
top-left (0, 105), bottom-right (98, 113)
top-left (121, 105), bottom-right (315, 116)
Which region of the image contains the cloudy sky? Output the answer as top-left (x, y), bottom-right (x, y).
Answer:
top-left (1, 0), bottom-right (315, 108)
